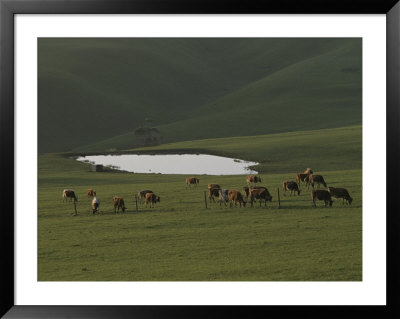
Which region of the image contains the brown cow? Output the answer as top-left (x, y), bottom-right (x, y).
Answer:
top-left (328, 187), bottom-right (353, 205)
top-left (283, 181), bottom-right (301, 196)
top-left (309, 174), bottom-right (327, 188)
top-left (186, 177), bottom-right (199, 188)
top-left (208, 184), bottom-right (220, 189)
top-left (311, 190), bottom-right (333, 207)
top-left (246, 175), bottom-right (262, 185)
top-left (62, 189), bottom-right (77, 202)
top-left (228, 190), bottom-right (246, 208)
top-left (86, 189), bottom-right (96, 199)
top-left (249, 187), bottom-right (272, 207)
top-left (113, 196), bottom-right (126, 213)
top-left (137, 190), bottom-right (153, 204)
top-left (145, 192), bottom-right (160, 208)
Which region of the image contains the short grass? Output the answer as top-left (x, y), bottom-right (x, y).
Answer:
top-left (38, 153), bottom-right (361, 281)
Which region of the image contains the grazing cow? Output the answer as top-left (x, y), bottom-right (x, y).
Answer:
top-left (145, 192), bottom-right (160, 208)
top-left (246, 175), bottom-right (262, 185)
top-left (304, 168), bottom-right (313, 175)
top-left (62, 189), bottom-right (77, 202)
top-left (208, 187), bottom-right (221, 203)
top-left (91, 197), bottom-right (100, 214)
top-left (328, 187), bottom-right (353, 205)
top-left (311, 189), bottom-right (333, 207)
top-left (283, 181), bottom-right (301, 196)
top-left (309, 174), bottom-right (327, 188)
top-left (113, 196), bottom-right (126, 213)
top-left (208, 184), bottom-right (220, 190)
top-left (186, 177), bottom-right (199, 188)
top-left (227, 190), bottom-right (246, 208)
top-left (249, 187), bottom-right (272, 207)
top-left (86, 189), bottom-right (96, 199)
top-left (137, 190), bottom-right (153, 204)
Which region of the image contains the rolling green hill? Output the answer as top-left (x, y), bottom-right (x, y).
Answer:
top-left (127, 125), bottom-right (362, 174)
top-left (39, 38), bottom-right (361, 153)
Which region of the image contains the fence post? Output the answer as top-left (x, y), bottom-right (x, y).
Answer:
top-left (73, 200), bottom-right (78, 215)
top-left (204, 191), bottom-right (208, 209)
top-left (277, 188), bottom-right (281, 209)
top-left (135, 194), bottom-right (138, 213)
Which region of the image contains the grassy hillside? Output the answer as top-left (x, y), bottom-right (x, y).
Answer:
top-left (97, 125), bottom-right (361, 174)
top-left (38, 153), bottom-right (361, 281)
top-left (39, 38), bottom-right (361, 153)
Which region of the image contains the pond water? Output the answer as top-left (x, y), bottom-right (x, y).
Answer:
top-left (76, 154), bottom-right (258, 175)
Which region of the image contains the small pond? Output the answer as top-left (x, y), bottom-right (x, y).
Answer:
top-left (76, 154), bottom-right (258, 175)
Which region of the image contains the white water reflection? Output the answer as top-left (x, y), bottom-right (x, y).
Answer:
top-left (76, 154), bottom-right (258, 175)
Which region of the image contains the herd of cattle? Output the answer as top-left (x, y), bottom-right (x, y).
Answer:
top-left (187, 168), bottom-right (353, 208)
top-left (62, 188), bottom-right (161, 214)
top-left (62, 168), bottom-right (353, 214)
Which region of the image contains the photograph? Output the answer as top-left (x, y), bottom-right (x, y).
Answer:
top-left (38, 37), bottom-right (362, 281)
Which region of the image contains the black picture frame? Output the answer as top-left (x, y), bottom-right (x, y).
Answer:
top-left (1, 0), bottom-right (399, 318)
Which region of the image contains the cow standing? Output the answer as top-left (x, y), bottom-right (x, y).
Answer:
top-left (309, 174), bottom-right (327, 188)
top-left (113, 196), bottom-right (126, 213)
top-left (328, 187), bottom-right (353, 205)
top-left (145, 193), bottom-right (160, 208)
top-left (283, 181), bottom-right (301, 196)
top-left (208, 187), bottom-right (221, 203)
top-left (62, 189), bottom-right (77, 202)
top-left (311, 190), bottom-right (333, 207)
top-left (186, 177), bottom-right (199, 188)
top-left (227, 190), bottom-right (246, 208)
top-left (137, 190), bottom-right (153, 204)
top-left (91, 197), bottom-right (100, 214)
top-left (249, 186), bottom-right (272, 207)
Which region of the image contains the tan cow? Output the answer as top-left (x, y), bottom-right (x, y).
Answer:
top-left (145, 193), bottom-right (160, 208)
top-left (137, 190), bottom-right (153, 204)
top-left (186, 177), bottom-right (199, 188)
top-left (113, 196), bottom-right (126, 213)
top-left (228, 190), bottom-right (246, 208)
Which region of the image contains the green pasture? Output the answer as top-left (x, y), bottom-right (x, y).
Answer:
top-left (38, 129), bottom-right (362, 281)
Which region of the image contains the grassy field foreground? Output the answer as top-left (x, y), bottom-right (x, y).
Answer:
top-left (38, 153), bottom-right (362, 281)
